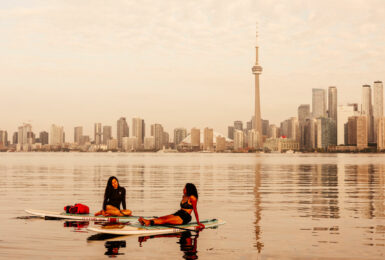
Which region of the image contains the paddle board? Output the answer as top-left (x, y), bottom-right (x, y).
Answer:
top-left (25, 209), bottom-right (142, 223)
top-left (87, 218), bottom-right (226, 235)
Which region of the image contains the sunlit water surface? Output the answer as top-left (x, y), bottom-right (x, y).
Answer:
top-left (0, 153), bottom-right (385, 259)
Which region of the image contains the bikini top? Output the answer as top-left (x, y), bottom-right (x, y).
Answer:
top-left (180, 198), bottom-right (193, 209)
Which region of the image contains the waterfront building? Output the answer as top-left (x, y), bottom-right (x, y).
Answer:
top-left (144, 136), bottom-right (155, 150)
top-left (18, 123), bottom-right (32, 145)
top-left (203, 127), bottom-right (214, 151)
top-left (122, 136), bottom-right (138, 151)
top-left (303, 118), bottom-right (317, 150)
top-left (328, 86), bottom-right (338, 122)
top-left (216, 136), bottom-right (226, 152)
top-left (39, 131), bottom-right (49, 145)
top-left (337, 105), bottom-right (359, 145)
top-left (74, 126), bottom-right (83, 144)
top-left (247, 129), bottom-right (259, 149)
top-left (268, 125), bottom-right (278, 139)
top-left (117, 117), bottom-right (129, 148)
top-left (263, 137), bottom-right (299, 152)
top-left (378, 117), bottom-right (385, 150)
top-left (132, 118), bottom-right (145, 147)
top-left (190, 128), bottom-right (200, 150)
top-left (151, 124), bottom-right (163, 150)
top-left (312, 88), bottom-right (326, 118)
top-left (361, 85), bottom-right (374, 143)
top-left (373, 81), bottom-right (383, 143)
top-left (102, 126), bottom-right (112, 145)
top-left (179, 132), bottom-right (232, 151)
top-left (280, 117), bottom-right (299, 141)
top-left (227, 126), bottom-right (234, 140)
top-left (80, 135), bottom-right (90, 145)
top-left (174, 128), bottom-right (187, 147)
top-left (347, 116), bottom-right (367, 149)
top-left (50, 124), bottom-right (64, 146)
top-left (0, 130), bottom-right (8, 147)
top-left (234, 121), bottom-right (243, 131)
top-left (107, 138), bottom-right (118, 150)
top-left (261, 119), bottom-right (269, 136)
top-left (246, 120), bottom-right (253, 131)
top-left (252, 30), bottom-right (263, 149)
top-left (316, 117), bottom-right (337, 149)
top-left (94, 123), bottom-right (102, 145)
top-left (298, 104), bottom-right (311, 149)
top-left (233, 130), bottom-right (244, 151)
top-left (163, 132), bottom-right (169, 149)
top-left (12, 132), bottom-right (18, 144)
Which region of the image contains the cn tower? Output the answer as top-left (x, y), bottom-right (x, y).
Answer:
top-left (252, 29), bottom-right (263, 149)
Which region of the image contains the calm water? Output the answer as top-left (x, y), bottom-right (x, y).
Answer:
top-left (0, 153), bottom-right (385, 259)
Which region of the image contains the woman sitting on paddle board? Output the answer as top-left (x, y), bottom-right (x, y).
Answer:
top-left (138, 183), bottom-right (205, 230)
top-left (94, 176), bottom-right (132, 217)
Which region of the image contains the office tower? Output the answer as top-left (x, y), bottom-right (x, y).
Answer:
top-left (203, 127), bottom-right (214, 151)
top-left (246, 120), bottom-right (253, 131)
top-left (0, 130), bottom-right (8, 147)
top-left (378, 117), bottom-right (385, 150)
top-left (261, 119), bottom-right (269, 136)
top-left (247, 129), bottom-right (258, 149)
top-left (17, 123), bottom-right (32, 145)
top-left (234, 130), bottom-right (244, 151)
top-left (268, 125), bottom-right (278, 139)
top-left (190, 128), bottom-right (200, 150)
top-left (362, 85), bottom-right (374, 143)
top-left (151, 124), bottom-right (163, 150)
top-left (234, 121), bottom-right (243, 131)
top-left (74, 126), bottom-right (83, 144)
top-left (347, 116), bottom-right (367, 149)
top-left (298, 104), bottom-right (311, 122)
top-left (242, 129), bottom-right (248, 148)
top-left (281, 117), bottom-right (299, 140)
top-left (337, 105), bottom-right (359, 145)
top-left (50, 124), bottom-right (64, 145)
top-left (328, 86), bottom-right (338, 122)
top-left (216, 136), bottom-right (226, 152)
top-left (312, 89), bottom-right (326, 118)
top-left (132, 118), bottom-right (145, 146)
top-left (144, 136), bottom-right (155, 150)
top-left (228, 126), bottom-right (234, 140)
top-left (12, 132), bottom-right (18, 144)
top-left (117, 117), bottom-right (129, 148)
top-left (304, 118), bottom-right (317, 150)
top-left (316, 117), bottom-right (337, 149)
top-left (94, 123), bottom-right (102, 145)
top-left (163, 132), bottom-right (169, 148)
top-left (174, 128), bottom-right (187, 147)
top-left (373, 81), bottom-right (383, 143)
top-left (102, 126), bottom-right (112, 145)
top-left (39, 131), bottom-right (49, 145)
top-left (122, 137), bottom-right (138, 151)
top-left (252, 30), bottom-right (263, 149)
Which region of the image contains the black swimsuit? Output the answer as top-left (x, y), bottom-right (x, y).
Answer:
top-left (103, 187), bottom-right (126, 210)
top-left (173, 198), bottom-right (193, 224)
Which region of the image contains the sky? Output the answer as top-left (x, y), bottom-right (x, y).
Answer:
top-left (1, 0), bottom-right (385, 141)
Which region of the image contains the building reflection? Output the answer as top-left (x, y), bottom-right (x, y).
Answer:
top-left (254, 163), bottom-right (263, 252)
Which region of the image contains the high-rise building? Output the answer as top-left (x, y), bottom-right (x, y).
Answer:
top-left (163, 132), bottom-right (169, 149)
top-left (261, 119), bottom-right (269, 136)
top-left (216, 136), bottom-right (226, 152)
top-left (80, 135), bottom-right (90, 145)
top-left (280, 117), bottom-right (299, 141)
top-left (203, 127), bottom-right (214, 151)
top-left (102, 126), bottom-right (112, 145)
top-left (347, 116), bottom-right (367, 149)
top-left (304, 118), bottom-right (317, 150)
top-left (328, 86), bottom-right (338, 122)
top-left (190, 128), bottom-right (200, 150)
top-left (18, 123), bottom-right (32, 145)
top-left (252, 30), bottom-right (263, 149)
top-left (39, 131), bottom-right (49, 145)
top-left (337, 105), bottom-right (359, 145)
top-left (132, 118), bottom-right (145, 147)
top-left (234, 121), bottom-right (243, 131)
top-left (316, 117), bottom-right (337, 149)
top-left (12, 132), bottom-right (18, 144)
top-left (151, 124), bottom-right (163, 150)
top-left (174, 128), bottom-right (187, 147)
top-left (74, 126), bottom-right (83, 144)
top-left (227, 126), bottom-right (234, 140)
top-left (247, 129), bottom-right (259, 149)
top-left (373, 81), bottom-right (383, 143)
top-left (268, 125), bottom-right (278, 139)
top-left (298, 104), bottom-right (311, 149)
top-left (50, 124), bottom-right (64, 146)
top-left (362, 85), bottom-right (374, 143)
top-left (144, 136), bottom-right (155, 150)
top-left (94, 123), bottom-right (102, 145)
top-left (234, 130), bottom-right (244, 151)
top-left (377, 117), bottom-right (385, 150)
top-left (117, 117), bottom-right (129, 148)
top-left (312, 89), bottom-right (326, 118)
top-left (246, 120), bottom-right (253, 131)
top-left (0, 130), bottom-right (8, 147)
top-left (107, 138), bottom-right (118, 151)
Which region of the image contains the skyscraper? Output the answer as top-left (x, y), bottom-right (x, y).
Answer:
top-left (337, 105), bottom-right (359, 145)
top-left (117, 117), bottom-right (129, 148)
top-left (373, 81), bottom-right (383, 143)
top-left (18, 123), bottom-right (32, 145)
top-left (328, 86), bottom-right (337, 122)
top-left (74, 126), bottom-right (83, 144)
top-left (347, 116), bottom-right (367, 149)
top-left (174, 128), bottom-right (187, 147)
top-left (102, 126), bottom-right (112, 145)
top-left (0, 130), bottom-right (8, 147)
top-left (234, 121), bottom-right (243, 131)
top-left (203, 127), bottom-right (214, 151)
top-left (312, 88), bottom-right (326, 118)
top-left (132, 117), bottom-right (145, 147)
top-left (378, 117), bottom-right (385, 150)
top-left (94, 123), bottom-right (102, 145)
top-left (362, 85), bottom-right (373, 143)
top-left (227, 126), bottom-right (234, 140)
top-left (50, 124), bottom-right (64, 146)
top-left (190, 128), bottom-right (200, 150)
top-left (39, 131), bottom-right (49, 145)
top-left (150, 123), bottom-right (163, 150)
top-left (252, 30), bottom-right (263, 149)
top-left (234, 129), bottom-right (244, 151)
top-left (298, 104), bottom-right (311, 122)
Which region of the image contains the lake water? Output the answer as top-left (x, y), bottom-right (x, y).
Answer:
top-left (0, 153), bottom-right (384, 259)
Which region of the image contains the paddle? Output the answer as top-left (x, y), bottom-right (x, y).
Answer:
top-left (152, 223), bottom-right (201, 233)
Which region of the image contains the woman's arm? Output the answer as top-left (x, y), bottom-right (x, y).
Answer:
top-left (103, 192), bottom-right (109, 211)
top-left (121, 187), bottom-right (127, 210)
top-left (191, 196), bottom-right (205, 230)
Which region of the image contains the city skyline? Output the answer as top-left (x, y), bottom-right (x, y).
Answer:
top-left (1, 1), bottom-right (385, 139)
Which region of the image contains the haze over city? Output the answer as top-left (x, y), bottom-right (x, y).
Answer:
top-left (1, 0), bottom-right (384, 139)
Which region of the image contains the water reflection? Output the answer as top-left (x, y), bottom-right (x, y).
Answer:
top-left (105, 240), bottom-right (126, 257)
top-left (254, 163), bottom-right (263, 252)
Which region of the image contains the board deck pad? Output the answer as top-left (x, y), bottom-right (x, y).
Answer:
top-left (87, 218), bottom-right (226, 236)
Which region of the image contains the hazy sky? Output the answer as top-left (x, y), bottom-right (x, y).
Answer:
top-left (1, 0), bottom-right (384, 140)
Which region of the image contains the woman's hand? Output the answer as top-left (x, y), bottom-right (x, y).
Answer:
top-left (197, 223), bottom-right (205, 230)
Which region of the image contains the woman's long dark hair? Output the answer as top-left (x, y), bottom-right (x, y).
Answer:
top-left (185, 183), bottom-right (198, 200)
top-left (104, 176), bottom-right (120, 199)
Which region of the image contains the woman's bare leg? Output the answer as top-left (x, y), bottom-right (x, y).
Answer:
top-left (94, 210), bottom-right (104, 216)
top-left (104, 205), bottom-right (124, 216)
top-left (120, 209), bottom-right (132, 216)
top-left (139, 215), bottom-right (183, 226)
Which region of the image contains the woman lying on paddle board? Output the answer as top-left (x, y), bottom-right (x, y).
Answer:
top-left (138, 183), bottom-right (205, 230)
top-left (94, 176), bottom-right (132, 217)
